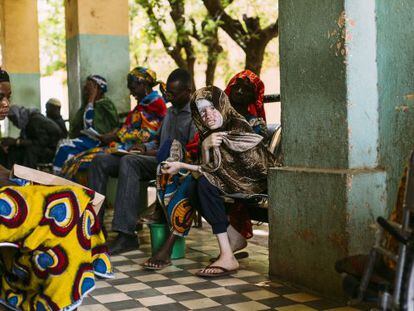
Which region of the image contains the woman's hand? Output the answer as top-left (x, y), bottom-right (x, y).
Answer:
top-left (161, 161), bottom-right (182, 175)
top-left (88, 83), bottom-right (99, 103)
top-left (99, 133), bottom-right (117, 145)
top-left (202, 132), bottom-right (227, 150)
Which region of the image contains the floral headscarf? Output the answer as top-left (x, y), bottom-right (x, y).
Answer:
top-left (191, 86), bottom-right (275, 194)
top-left (128, 66), bottom-right (161, 88)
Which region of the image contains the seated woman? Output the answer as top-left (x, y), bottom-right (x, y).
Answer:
top-left (224, 70), bottom-right (268, 242)
top-left (0, 105), bottom-right (63, 169)
top-left (0, 69), bottom-right (112, 311)
top-left (53, 75), bottom-right (118, 174)
top-left (144, 86), bottom-right (275, 275)
top-left (225, 69), bottom-right (268, 140)
top-left (60, 67), bottom-right (166, 182)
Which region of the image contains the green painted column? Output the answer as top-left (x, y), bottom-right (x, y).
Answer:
top-left (0, 0), bottom-right (41, 136)
top-left (64, 0), bottom-right (130, 120)
top-left (376, 1), bottom-right (414, 216)
top-left (269, 0), bottom-right (389, 296)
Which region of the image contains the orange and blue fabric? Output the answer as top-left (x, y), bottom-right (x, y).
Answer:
top-left (0, 185), bottom-right (113, 311)
top-left (156, 135), bottom-right (199, 237)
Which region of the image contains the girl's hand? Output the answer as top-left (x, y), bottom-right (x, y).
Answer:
top-left (161, 161), bottom-right (182, 175)
top-left (202, 132), bottom-right (227, 150)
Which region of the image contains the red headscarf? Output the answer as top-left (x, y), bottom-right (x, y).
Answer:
top-left (224, 70), bottom-right (266, 121)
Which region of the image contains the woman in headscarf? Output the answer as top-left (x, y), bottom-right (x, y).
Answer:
top-left (60, 67), bottom-right (166, 182)
top-left (0, 105), bottom-right (63, 169)
top-left (151, 86), bottom-right (275, 276)
top-left (225, 69), bottom-right (268, 140)
top-left (53, 75), bottom-right (118, 174)
top-left (224, 70), bottom-right (268, 240)
top-left (0, 69), bottom-right (113, 311)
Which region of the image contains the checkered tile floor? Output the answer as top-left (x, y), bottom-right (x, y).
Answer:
top-left (79, 222), bottom-right (360, 311)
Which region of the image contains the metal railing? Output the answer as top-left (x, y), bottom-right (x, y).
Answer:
top-left (263, 94), bottom-right (280, 103)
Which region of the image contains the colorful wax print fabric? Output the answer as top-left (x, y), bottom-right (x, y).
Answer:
top-left (0, 185), bottom-right (113, 311)
top-left (156, 140), bottom-right (198, 237)
top-left (61, 91), bottom-right (166, 182)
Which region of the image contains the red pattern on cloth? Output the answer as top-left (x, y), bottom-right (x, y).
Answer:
top-left (185, 131), bottom-right (200, 161)
top-left (123, 96), bottom-right (167, 128)
top-left (224, 69), bottom-right (266, 121)
top-left (228, 202), bottom-right (253, 239)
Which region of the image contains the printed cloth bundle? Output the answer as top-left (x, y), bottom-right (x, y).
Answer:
top-left (0, 185), bottom-right (113, 311)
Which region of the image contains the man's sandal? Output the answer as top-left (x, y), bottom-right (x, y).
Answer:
top-left (142, 259), bottom-right (172, 271)
top-left (196, 265), bottom-right (238, 278)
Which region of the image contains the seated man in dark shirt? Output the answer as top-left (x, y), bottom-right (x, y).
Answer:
top-left (0, 105), bottom-right (63, 169)
top-left (46, 97), bottom-right (68, 138)
top-left (88, 68), bottom-right (196, 255)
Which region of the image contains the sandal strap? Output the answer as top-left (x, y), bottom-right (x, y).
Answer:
top-left (205, 266), bottom-right (230, 272)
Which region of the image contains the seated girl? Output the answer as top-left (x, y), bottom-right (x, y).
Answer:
top-left (144, 86), bottom-right (275, 275)
top-left (53, 75), bottom-right (118, 174)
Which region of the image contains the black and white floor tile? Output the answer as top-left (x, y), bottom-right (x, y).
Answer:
top-left (79, 223), bottom-right (359, 311)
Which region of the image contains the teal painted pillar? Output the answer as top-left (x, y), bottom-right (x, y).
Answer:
top-left (376, 1), bottom-right (414, 214)
top-left (269, 0), bottom-right (388, 296)
top-left (64, 0), bottom-right (130, 121)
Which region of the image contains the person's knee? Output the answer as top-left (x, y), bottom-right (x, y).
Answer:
top-left (90, 154), bottom-right (109, 171)
top-left (119, 155), bottom-right (144, 176)
top-left (197, 176), bottom-right (212, 196)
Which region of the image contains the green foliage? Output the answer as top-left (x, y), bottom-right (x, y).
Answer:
top-left (38, 0), bottom-right (66, 76)
top-left (37, 0), bottom-right (278, 84)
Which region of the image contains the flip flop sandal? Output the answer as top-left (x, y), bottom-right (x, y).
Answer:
top-left (209, 251), bottom-right (249, 263)
top-left (196, 266), bottom-right (238, 278)
top-left (142, 259), bottom-right (172, 271)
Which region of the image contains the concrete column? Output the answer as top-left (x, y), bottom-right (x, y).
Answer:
top-left (64, 0), bottom-right (130, 120)
top-left (376, 1), bottom-right (414, 217)
top-left (0, 0), bottom-right (41, 109)
top-left (269, 0), bottom-right (389, 296)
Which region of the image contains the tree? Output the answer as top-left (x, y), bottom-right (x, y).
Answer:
top-left (38, 0), bottom-right (66, 76)
top-left (135, 0), bottom-right (197, 88)
top-left (190, 15), bottom-right (223, 85)
top-left (134, 0), bottom-right (225, 87)
top-left (202, 0), bottom-right (278, 75)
